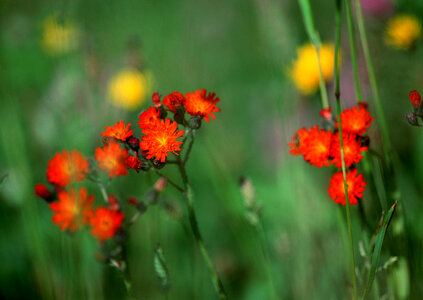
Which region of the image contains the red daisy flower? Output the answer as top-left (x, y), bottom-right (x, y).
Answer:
top-left (330, 133), bottom-right (368, 168)
top-left (47, 150), bottom-right (90, 187)
top-left (336, 103), bottom-right (373, 135)
top-left (184, 89), bottom-right (220, 122)
top-left (301, 126), bottom-right (333, 167)
top-left (90, 207), bottom-right (124, 242)
top-left (138, 106), bottom-right (161, 130)
top-left (328, 169), bottom-right (366, 205)
top-left (101, 120), bottom-right (133, 141)
top-left (95, 142), bottom-right (129, 178)
top-left (50, 187), bottom-right (94, 231)
top-left (140, 118), bottom-right (184, 162)
top-left (288, 128), bottom-right (311, 156)
top-left (163, 91), bottom-right (186, 112)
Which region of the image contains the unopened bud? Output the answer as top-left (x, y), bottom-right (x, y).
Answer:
top-left (320, 107), bottom-right (332, 121)
top-left (152, 92), bottom-right (162, 108)
top-left (126, 156), bottom-right (142, 172)
top-left (127, 136), bottom-right (139, 151)
top-left (239, 177), bottom-right (256, 209)
top-left (409, 90), bottom-right (421, 107)
top-left (35, 183), bottom-right (52, 202)
top-left (154, 177), bottom-right (167, 192)
top-left (406, 112), bottom-right (419, 126)
top-left (108, 195), bottom-right (120, 211)
top-left (188, 115), bottom-right (202, 129)
top-left (152, 160), bottom-right (165, 169)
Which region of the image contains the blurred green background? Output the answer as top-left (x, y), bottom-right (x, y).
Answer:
top-left (1, 0), bottom-right (423, 299)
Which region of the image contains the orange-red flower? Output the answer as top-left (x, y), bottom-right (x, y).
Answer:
top-left (138, 106), bottom-right (160, 130)
top-left (330, 133), bottom-right (368, 168)
top-left (47, 150), bottom-right (90, 187)
top-left (185, 89), bottom-right (220, 122)
top-left (140, 118), bottom-right (184, 162)
top-left (288, 128), bottom-right (311, 156)
top-left (126, 155), bottom-right (142, 172)
top-left (90, 207), bottom-right (124, 242)
top-left (163, 91), bottom-right (186, 112)
top-left (409, 90), bottom-right (421, 107)
top-left (328, 169), bottom-right (366, 205)
top-left (95, 142), bottom-right (128, 178)
top-left (50, 187), bottom-right (94, 231)
top-left (101, 120), bottom-right (133, 141)
top-left (301, 126), bottom-right (333, 167)
top-left (337, 103), bottom-right (373, 135)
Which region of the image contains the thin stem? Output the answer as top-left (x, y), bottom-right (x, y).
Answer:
top-left (335, 1), bottom-right (357, 298)
top-left (154, 170), bottom-right (185, 193)
top-left (344, 0), bottom-right (363, 102)
top-left (97, 182), bottom-right (109, 203)
top-left (177, 160), bottom-right (228, 299)
top-left (297, 0), bottom-right (329, 109)
top-left (183, 131), bottom-right (195, 165)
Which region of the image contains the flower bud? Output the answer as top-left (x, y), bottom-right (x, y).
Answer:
top-left (154, 177), bottom-right (167, 192)
top-left (127, 136), bottom-right (139, 152)
top-left (188, 115), bottom-right (202, 129)
top-left (409, 90), bottom-right (421, 107)
top-left (108, 195), bottom-right (120, 211)
top-left (126, 156), bottom-right (142, 172)
top-left (320, 107), bottom-right (332, 121)
top-left (152, 160), bottom-right (165, 169)
top-left (35, 183), bottom-right (52, 202)
top-left (406, 112), bottom-right (419, 126)
top-left (152, 92), bottom-right (162, 108)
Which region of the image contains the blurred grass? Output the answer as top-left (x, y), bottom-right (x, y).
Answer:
top-left (1, 0), bottom-right (423, 299)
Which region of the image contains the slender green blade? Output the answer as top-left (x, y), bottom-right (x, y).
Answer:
top-left (362, 201), bottom-right (397, 299)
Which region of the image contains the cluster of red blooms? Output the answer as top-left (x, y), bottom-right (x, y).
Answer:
top-left (288, 103), bottom-right (374, 205)
top-left (35, 89), bottom-right (220, 242)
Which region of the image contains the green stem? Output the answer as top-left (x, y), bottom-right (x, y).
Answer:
top-left (335, 1), bottom-right (357, 298)
top-left (154, 170), bottom-right (185, 193)
top-left (177, 161), bottom-right (228, 299)
top-left (343, 0), bottom-right (363, 102)
top-left (297, 0), bottom-right (329, 109)
top-left (183, 131), bottom-right (195, 165)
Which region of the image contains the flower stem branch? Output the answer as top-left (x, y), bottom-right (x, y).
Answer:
top-left (154, 170), bottom-right (185, 193)
top-left (177, 160), bottom-right (228, 299)
top-left (335, 1), bottom-right (357, 298)
top-left (183, 131), bottom-right (195, 165)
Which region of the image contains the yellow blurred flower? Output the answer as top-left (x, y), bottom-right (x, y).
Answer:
top-left (42, 13), bottom-right (79, 55)
top-left (289, 43), bottom-right (338, 95)
top-left (108, 68), bottom-right (150, 110)
top-left (385, 14), bottom-right (421, 50)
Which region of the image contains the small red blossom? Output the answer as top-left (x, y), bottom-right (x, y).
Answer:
top-left (107, 195), bottom-right (120, 211)
top-left (50, 187), bottom-right (94, 231)
top-left (152, 92), bottom-right (162, 108)
top-left (138, 106), bottom-right (161, 130)
top-left (95, 142), bottom-right (129, 178)
top-left (35, 183), bottom-right (51, 200)
top-left (337, 103), bottom-right (373, 135)
top-left (328, 169), bottom-right (366, 205)
top-left (90, 207), bottom-right (124, 242)
top-left (140, 118), bottom-right (184, 162)
top-left (301, 126), bottom-right (333, 167)
top-left (163, 91), bottom-right (186, 112)
top-left (330, 133), bottom-right (368, 168)
top-left (47, 150), bottom-right (90, 187)
top-left (101, 120), bottom-right (133, 141)
top-left (409, 90), bottom-right (421, 107)
top-left (126, 156), bottom-right (142, 172)
top-left (288, 128), bottom-right (311, 156)
top-left (185, 89), bottom-right (220, 122)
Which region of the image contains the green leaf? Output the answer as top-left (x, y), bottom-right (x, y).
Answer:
top-left (362, 201), bottom-right (397, 300)
top-left (154, 244), bottom-right (170, 294)
top-left (0, 174), bottom-right (8, 190)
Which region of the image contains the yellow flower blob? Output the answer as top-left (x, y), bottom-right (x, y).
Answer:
top-left (42, 13), bottom-right (79, 56)
top-left (289, 43), bottom-right (338, 95)
top-left (108, 69), bottom-right (148, 110)
top-left (385, 14), bottom-right (421, 50)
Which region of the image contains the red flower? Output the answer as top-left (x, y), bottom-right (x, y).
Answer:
top-left (138, 106), bottom-right (161, 130)
top-left (47, 150), bottom-right (90, 187)
top-left (163, 91), bottom-right (186, 112)
top-left (140, 118), bottom-right (184, 162)
top-left (330, 133), bottom-right (368, 168)
top-left (126, 155), bottom-right (142, 172)
top-left (95, 142), bottom-right (128, 178)
top-left (185, 89), bottom-right (220, 122)
top-left (50, 187), bottom-right (94, 231)
top-left (302, 126), bottom-right (333, 167)
top-left (328, 169), bottom-right (366, 205)
top-left (90, 207), bottom-right (124, 242)
top-left (101, 120), bottom-right (133, 141)
top-left (336, 103), bottom-right (373, 135)
top-left (288, 128), bottom-right (311, 156)
top-left (35, 183), bottom-right (50, 200)
top-left (409, 90), bottom-right (421, 107)
top-left (320, 107), bottom-right (332, 120)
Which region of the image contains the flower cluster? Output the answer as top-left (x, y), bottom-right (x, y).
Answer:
top-left (288, 103), bottom-right (373, 205)
top-left (35, 89), bottom-right (220, 243)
